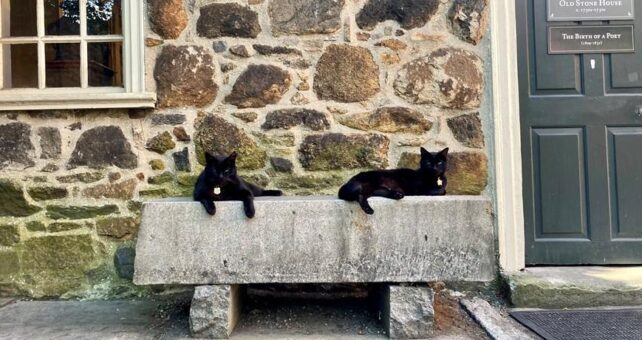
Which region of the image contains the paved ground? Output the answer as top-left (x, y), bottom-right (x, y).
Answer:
top-left (0, 294), bottom-right (484, 339)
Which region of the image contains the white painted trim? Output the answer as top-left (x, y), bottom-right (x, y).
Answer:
top-left (0, 0), bottom-right (155, 110)
top-left (490, 0), bottom-right (526, 272)
top-left (0, 91), bottom-right (156, 110)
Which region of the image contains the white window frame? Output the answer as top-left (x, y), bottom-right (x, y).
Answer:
top-left (0, 0), bottom-right (155, 110)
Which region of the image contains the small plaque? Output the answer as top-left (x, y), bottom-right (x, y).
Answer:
top-left (549, 25), bottom-right (635, 54)
top-left (548, 0), bottom-right (635, 21)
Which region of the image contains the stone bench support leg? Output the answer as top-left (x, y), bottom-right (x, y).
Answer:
top-left (383, 285), bottom-right (435, 339)
top-left (190, 285), bottom-right (242, 339)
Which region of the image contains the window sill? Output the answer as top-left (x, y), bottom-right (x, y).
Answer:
top-left (0, 91), bottom-right (157, 111)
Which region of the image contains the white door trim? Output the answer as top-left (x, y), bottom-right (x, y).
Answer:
top-left (490, 0), bottom-right (526, 272)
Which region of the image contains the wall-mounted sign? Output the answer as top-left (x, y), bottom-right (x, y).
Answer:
top-left (549, 25), bottom-right (634, 54)
top-left (548, 0), bottom-right (635, 21)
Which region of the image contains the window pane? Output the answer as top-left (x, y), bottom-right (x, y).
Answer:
top-left (88, 42), bottom-right (122, 87)
top-left (87, 0), bottom-right (122, 35)
top-left (45, 0), bottom-right (80, 36)
top-left (1, 44), bottom-right (38, 88)
top-left (2, 1), bottom-right (37, 37)
top-left (45, 43), bottom-right (80, 87)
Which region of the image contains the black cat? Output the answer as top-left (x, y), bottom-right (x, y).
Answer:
top-left (194, 152), bottom-right (282, 218)
top-left (338, 147), bottom-right (449, 215)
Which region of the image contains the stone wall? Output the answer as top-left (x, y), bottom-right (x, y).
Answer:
top-left (0, 0), bottom-right (490, 298)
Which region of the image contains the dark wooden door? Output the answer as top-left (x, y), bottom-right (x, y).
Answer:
top-left (517, 0), bottom-right (642, 264)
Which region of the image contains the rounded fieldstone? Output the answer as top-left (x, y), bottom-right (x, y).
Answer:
top-left (37, 127), bottom-right (61, 160)
top-left (268, 0), bottom-right (345, 36)
top-left (154, 45), bottom-right (218, 108)
top-left (0, 122), bottom-right (35, 170)
top-left (447, 112), bottom-right (484, 148)
top-left (270, 157), bottom-right (294, 173)
top-left (336, 107), bottom-right (432, 134)
top-left (114, 245), bottom-right (136, 280)
top-left (27, 186), bottom-right (68, 201)
top-left (394, 48), bottom-right (483, 109)
top-left (194, 114), bottom-right (267, 170)
top-left (97, 217), bottom-right (139, 240)
top-left (173, 148), bottom-right (191, 172)
top-left (146, 131), bottom-right (176, 154)
top-left (0, 224), bottom-right (20, 247)
top-left (262, 109), bottom-right (330, 131)
top-left (225, 65), bottom-right (291, 108)
top-left (356, 0), bottom-right (439, 31)
top-left (252, 44), bottom-right (302, 56)
top-left (68, 126), bottom-right (138, 169)
top-left (81, 179), bottom-right (138, 200)
top-left (232, 111), bottom-right (259, 123)
top-left (229, 45), bottom-right (251, 58)
top-left (149, 159), bottom-right (166, 171)
top-left (150, 114), bottom-right (186, 126)
top-left (314, 44), bottom-right (380, 103)
top-left (449, 0), bottom-right (489, 45)
top-left (299, 133), bottom-right (389, 170)
top-left (197, 3), bottom-right (261, 38)
top-left (148, 0), bottom-right (188, 39)
top-left (173, 126), bottom-right (191, 142)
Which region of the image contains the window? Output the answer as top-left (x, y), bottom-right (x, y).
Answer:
top-left (0, 0), bottom-right (154, 110)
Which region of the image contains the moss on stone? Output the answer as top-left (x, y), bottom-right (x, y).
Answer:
top-left (149, 159), bottom-right (166, 171)
top-left (25, 221), bottom-right (47, 232)
top-left (46, 205), bottom-right (119, 220)
top-left (139, 188), bottom-right (170, 199)
top-left (127, 201), bottom-right (143, 214)
top-left (146, 131), bottom-right (176, 154)
top-left (177, 174), bottom-right (199, 187)
top-left (48, 222), bottom-right (87, 233)
top-left (56, 172), bottom-right (104, 184)
top-left (0, 224), bottom-right (20, 246)
top-left (275, 174), bottom-right (345, 190)
top-left (148, 172), bottom-right (175, 185)
top-left (0, 250), bottom-right (19, 277)
top-left (0, 180), bottom-right (43, 217)
top-left (20, 234), bottom-right (96, 272)
top-left (27, 186), bottom-right (68, 201)
top-left (96, 217), bottom-right (140, 240)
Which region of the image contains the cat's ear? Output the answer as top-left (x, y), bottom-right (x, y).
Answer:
top-left (420, 147), bottom-right (433, 159)
top-left (438, 147), bottom-right (449, 159)
top-left (227, 151), bottom-right (238, 164)
top-left (205, 152), bottom-right (218, 165)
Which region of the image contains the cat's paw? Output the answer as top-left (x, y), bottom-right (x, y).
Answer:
top-left (392, 191), bottom-right (405, 200)
top-left (244, 206), bottom-right (256, 218)
top-left (201, 200), bottom-right (216, 215)
top-left (362, 206), bottom-right (375, 215)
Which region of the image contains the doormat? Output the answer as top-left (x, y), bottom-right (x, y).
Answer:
top-left (510, 309), bottom-right (642, 340)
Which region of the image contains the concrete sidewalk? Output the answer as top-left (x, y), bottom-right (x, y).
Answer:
top-left (0, 295), bottom-right (490, 339)
top-left (0, 299), bottom-right (191, 340)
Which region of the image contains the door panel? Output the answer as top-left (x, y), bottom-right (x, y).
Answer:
top-left (517, 0), bottom-right (642, 264)
top-left (608, 128), bottom-right (642, 239)
top-left (532, 128), bottom-right (588, 239)
top-left (531, 5), bottom-right (583, 94)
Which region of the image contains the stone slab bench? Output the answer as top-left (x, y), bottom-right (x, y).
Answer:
top-left (134, 196), bottom-right (495, 338)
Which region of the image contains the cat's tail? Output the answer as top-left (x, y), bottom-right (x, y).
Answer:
top-left (261, 190), bottom-right (283, 196)
top-left (338, 182), bottom-right (360, 201)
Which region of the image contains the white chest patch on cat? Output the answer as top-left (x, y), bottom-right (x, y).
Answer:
top-left (213, 187), bottom-right (221, 195)
top-left (437, 178), bottom-right (443, 187)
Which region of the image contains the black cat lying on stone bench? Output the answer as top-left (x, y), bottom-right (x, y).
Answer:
top-left (193, 152), bottom-right (282, 218)
top-left (338, 147), bottom-right (449, 214)
top-left (195, 147), bottom-right (448, 217)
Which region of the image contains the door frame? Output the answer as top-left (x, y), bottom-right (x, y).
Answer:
top-left (490, 0), bottom-right (526, 272)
